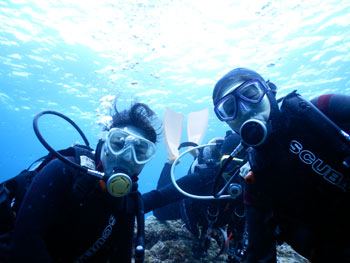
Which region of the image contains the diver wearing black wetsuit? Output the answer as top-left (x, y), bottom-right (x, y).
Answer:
top-left (143, 132), bottom-right (244, 222)
top-left (10, 157), bottom-right (136, 263)
top-left (211, 67), bottom-right (350, 263)
top-left (143, 160), bottom-right (245, 230)
top-left (245, 93), bottom-right (350, 263)
top-left (142, 132), bottom-right (247, 260)
top-left (7, 102), bottom-right (159, 263)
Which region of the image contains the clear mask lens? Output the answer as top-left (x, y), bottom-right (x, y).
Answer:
top-left (215, 79), bottom-right (267, 121)
top-left (107, 128), bottom-right (156, 164)
top-left (220, 95), bottom-right (237, 119)
top-left (237, 80), bottom-right (265, 103)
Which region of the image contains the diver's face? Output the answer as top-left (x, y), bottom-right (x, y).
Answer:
top-left (101, 125), bottom-right (149, 177)
top-left (227, 95), bottom-right (271, 133)
top-left (214, 79), bottom-right (271, 133)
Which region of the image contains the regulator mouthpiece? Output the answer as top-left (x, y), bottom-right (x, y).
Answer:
top-left (240, 119), bottom-right (267, 147)
top-left (106, 173), bottom-right (132, 197)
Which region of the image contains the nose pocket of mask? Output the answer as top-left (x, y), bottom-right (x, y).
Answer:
top-left (121, 149), bottom-right (133, 161)
top-left (105, 128), bottom-right (156, 164)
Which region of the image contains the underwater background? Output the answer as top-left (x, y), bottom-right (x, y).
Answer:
top-left (0, 0), bottom-right (350, 200)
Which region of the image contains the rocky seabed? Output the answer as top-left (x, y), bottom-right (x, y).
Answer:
top-left (139, 216), bottom-right (310, 263)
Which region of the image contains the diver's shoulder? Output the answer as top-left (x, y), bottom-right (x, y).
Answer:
top-left (40, 157), bottom-right (77, 180)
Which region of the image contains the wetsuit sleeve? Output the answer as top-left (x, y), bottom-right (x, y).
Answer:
top-left (156, 162), bottom-right (173, 189)
top-left (9, 159), bottom-right (72, 263)
top-left (142, 163), bottom-right (202, 213)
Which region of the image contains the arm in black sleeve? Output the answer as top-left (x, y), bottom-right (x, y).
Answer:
top-left (9, 159), bottom-right (72, 263)
top-left (142, 163), bottom-right (202, 213)
top-left (156, 162), bottom-right (173, 189)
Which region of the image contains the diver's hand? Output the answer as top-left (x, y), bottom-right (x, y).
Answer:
top-left (240, 162), bottom-right (256, 184)
top-left (239, 162), bottom-right (251, 179)
top-left (167, 156), bottom-right (181, 165)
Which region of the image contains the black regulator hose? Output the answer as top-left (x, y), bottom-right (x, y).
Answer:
top-left (135, 192), bottom-right (145, 263)
top-left (213, 155), bottom-right (233, 197)
top-left (33, 110), bottom-right (92, 174)
top-left (213, 156), bottom-right (240, 198)
top-left (213, 142), bottom-right (245, 198)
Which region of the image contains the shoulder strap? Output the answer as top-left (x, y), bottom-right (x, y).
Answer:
top-left (73, 144), bottom-right (96, 170)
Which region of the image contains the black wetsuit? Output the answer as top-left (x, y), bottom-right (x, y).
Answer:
top-left (9, 156), bottom-right (137, 263)
top-left (142, 162), bottom-right (230, 220)
top-left (144, 162), bottom-right (182, 220)
top-left (143, 162), bottom-right (245, 238)
top-left (142, 131), bottom-right (246, 237)
top-left (245, 93), bottom-right (350, 263)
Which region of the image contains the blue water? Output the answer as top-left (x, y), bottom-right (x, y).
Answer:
top-left (1, 0), bottom-right (350, 196)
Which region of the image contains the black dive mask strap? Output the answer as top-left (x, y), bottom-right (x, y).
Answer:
top-left (134, 190), bottom-right (145, 263)
top-left (266, 89), bottom-right (281, 123)
top-left (178, 142), bottom-right (199, 150)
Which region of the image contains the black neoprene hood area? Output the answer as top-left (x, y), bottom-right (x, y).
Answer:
top-left (212, 67), bottom-right (266, 105)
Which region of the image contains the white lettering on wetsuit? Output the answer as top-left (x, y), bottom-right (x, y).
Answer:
top-left (289, 140), bottom-right (349, 192)
top-left (74, 214), bottom-right (116, 263)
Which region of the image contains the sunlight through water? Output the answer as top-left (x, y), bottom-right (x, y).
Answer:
top-left (0, 0), bottom-right (350, 187)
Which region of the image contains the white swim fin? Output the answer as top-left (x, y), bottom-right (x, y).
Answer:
top-left (163, 107), bottom-right (184, 163)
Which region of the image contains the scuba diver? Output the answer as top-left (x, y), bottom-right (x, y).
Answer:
top-left (0, 102), bottom-right (159, 263)
top-left (212, 67), bottom-right (350, 263)
top-left (142, 108), bottom-right (248, 262)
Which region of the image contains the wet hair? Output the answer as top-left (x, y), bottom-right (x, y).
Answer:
top-left (110, 102), bottom-right (159, 143)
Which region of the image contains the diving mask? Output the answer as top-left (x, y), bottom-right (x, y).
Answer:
top-left (105, 128), bottom-right (156, 164)
top-left (214, 79), bottom-right (269, 122)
